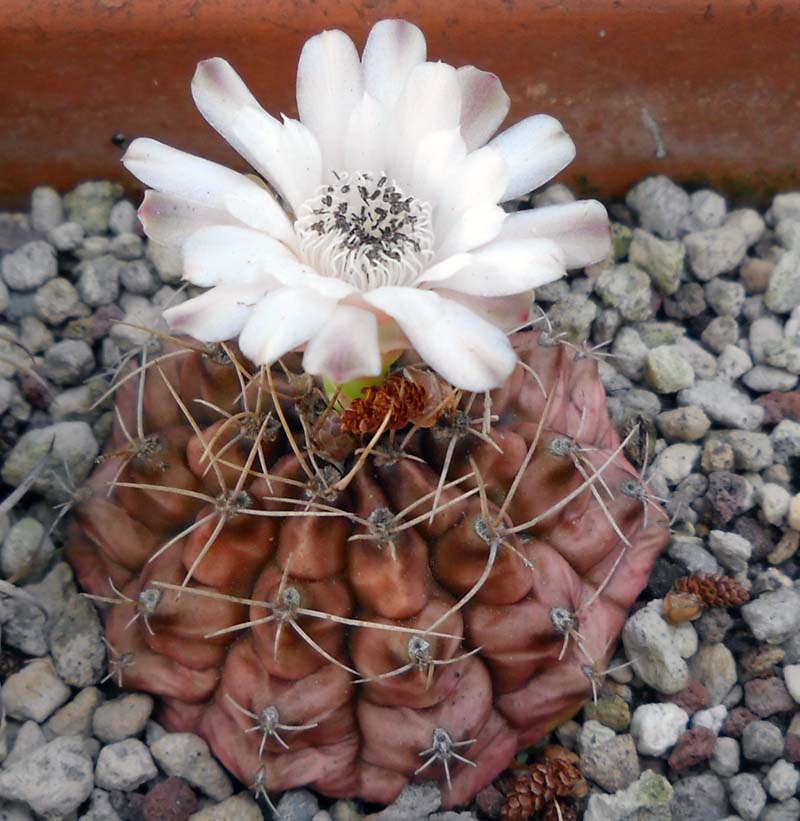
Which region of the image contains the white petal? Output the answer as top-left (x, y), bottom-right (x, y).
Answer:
top-left (181, 226), bottom-right (295, 287)
top-left (344, 92), bottom-right (387, 174)
top-left (495, 200), bottom-right (611, 269)
top-left (137, 191), bottom-right (241, 247)
top-left (362, 287), bottom-right (517, 391)
top-left (434, 204), bottom-right (507, 259)
top-left (163, 283), bottom-right (269, 341)
top-left (489, 115), bottom-right (576, 201)
top-left (231, 107), bottom-right (322, 212)
top-left (437, 288), bottom-right (533, 332)
top-left (362, 19), bottom-right (427, 110)
top-left (415, 253), bottom-right (472, 286)
top-left (122, 138), bottom-right (294, 245)
top-left (410, 128), bottom-right (467, 206)
top-left (296, 29), bottom-right (363, 173)
top-left (431, 238), bottom-right (565, 296)
top-left (303, 305), bottom-right (381, 383)
top-left (238, 287), bottom-right (338, 365)
top-left (432, 146), bottom-right (509, 256)
top-left (457, 66), bottom-right (510, 150)
top-left (388, 62), bottom-right (461, 189)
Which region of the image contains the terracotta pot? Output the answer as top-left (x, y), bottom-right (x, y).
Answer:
top-left (1, 0), bottom-right (798, 206)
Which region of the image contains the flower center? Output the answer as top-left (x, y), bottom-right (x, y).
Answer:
top-left (295, 172), bottom-right (434, 290)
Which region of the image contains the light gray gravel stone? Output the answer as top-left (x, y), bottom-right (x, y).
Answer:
top-left (763, 798), bottom-right (800, 821)
top-left (30, 186), bottom-right (63, 232)
top-left (622, 606), bottom-right (689, 694)
top-left (79, 787), bottom-right (124, 821)
top-left (44, 338), bottom-right (95, 385)
top-left (145, 241), bottom-right (182, 284)
top-left (49, 594), bottom-right (106, 687)
top-left (0, 594), bottom-right (48, 656)
top-left (630, 702), bottom-right (688, 755)
top-left (365, 783), bottom-right (440, 821)
top-left (765, 249), bottom-right (800, 313)
top-left (94, 739), bottom-right (157, 792)
top-left (771, 192), bottom-right (800, 223)
top-left (717, 344), bottom-right (753, 381)
top-left (726, 207), bottom-right (766, 246)
top-left (705, 278), bottom-right (746, 318)
top-left (63, 180), bottom-right (123, 234)
top-left (1, 516), bottom-right (54, 580)
top-left (150, 733), bottom-right (232, 801)
top-left (595, 263), bottom-right (653, 321)
top-left (728, 773), bottom-right (766, 821)
top-left (644, 344), bottom-right (695, 392)
top-left (1, 658), bottom-right (70, 722)
top-left (1, 241), bottom-right (57, 290)
top-left (765, 759), bottom-right (799, 801)
top-left (92, 693), bottom-right (154, 743)
top-left (760, 482), bottom-right (791, 525)
top-left (743, 364), bottom-right (798, 392)
top-left (585, 770), bottom-right (673, 821)
top-left (275, 789), bottom-right (320, 821)
top-left (119, 259), bottom-right (159, 295)
top-left (577, 719), bottom-right (616, 756)
top-left (626, 175), bottom-right (690, 240)
top-left (108, 200), bottom-right (138, 235)
top-left (742, 586), bottom-right (800, 644)
top-left (690, 643), bottom-right (738, 706)
top-left (669, 535), bottom-right (722, 575)
top-left (76, 255), bottom-right (122, 307)
top-left (708, 530), bottom-right (752, 574)
top-left (18, 314), bottom-right (53, 352)
top-left (771, 419), bottom-right (800, 465)
top-left (628, 227), bottom-right (684, 294)
top-left (684, 226), bottom-right (748, 281)
top-left (33, 277), bottom-right (88, 325)
top-left (692, 705), bottom-right (727, 735)
top-left (710, 736), bottom-right (740, 777)
top-left (714, 430), bottom-right (774, 471)
top-left (47, 220), bottom-right (84, 251)
top-left (0, 736), bottom-right (94, 818)
top-left (678, 380), bottom-right (764, 430)
top-left (701, 316), bottom-right (739, 353)
top-left (1, 421), bottom-right (99, 502)
top-left (109, 298), bottom-right (168, 351)
top-left (652, 443), bottom-right (701, 486)
top-left (669, 773), bottom-right (729, 821)
top-left (187, 793), bottom-right (262, 820)
top-left (656, 406), bottom-right (711, 441)
top-left (742, 720), bottom-right (784, 763)
top-left (5, 722), bottom-right (47, 768)
top-left (45, 687), bottom-right (104, 738)
top-left (110, 232), bottom-right (144, 260)
top-left (676, 335), bottom-right (719, 378)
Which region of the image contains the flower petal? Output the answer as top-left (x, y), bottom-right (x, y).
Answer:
top-left (430, 238), bottom-right (565, 296)
top-left (122, 138), bottom-right (295, 245)
top-left (296, 29), bottom-right (363, 173)
top-left (489, 115), bottom-right (576, 201)
top-left (495, 200), bottom-right (611, 268)
top-left (303, 304), bottom-right (381, 383)
top-left (457, 66), bottom-right (510, 150)
top-left (410, 128), bottom-right (467, 206)
top-left (344, 92), bottom-right (387, 173)
top-left (362, 287), bottom-right (517, 391)
top-left (388, 61), bottom-right (462, 189)
top-left (432, 145), bottom-right (509, 257)
top-left (362, 19), bottom-right (427, 110)
top-left (231, 107), bottom-right (323, 212)
top-left (437, 288), bottom-right (533, 332)
top-left (415, 253), bottom-right (473, 286)
top-left (181, 226), bottom-right (295, 287)
top-left (163, 283), bottom-right (269, 341)
top-left (137, 191), bottom-right (241, 247)
top-left (238, 287), bottom-right (338, 365)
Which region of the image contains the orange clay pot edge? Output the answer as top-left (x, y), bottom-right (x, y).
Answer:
top-left (1, 0), bottom-right (798, 206)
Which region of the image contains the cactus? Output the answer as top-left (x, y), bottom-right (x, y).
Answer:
top-left (66, 330), bottom-right (667, 809)
top-left (64, 16), bottom-right (669, 811)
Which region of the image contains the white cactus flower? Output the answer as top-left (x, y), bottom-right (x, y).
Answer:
top-left (123, 19), bottom-right (610, 391)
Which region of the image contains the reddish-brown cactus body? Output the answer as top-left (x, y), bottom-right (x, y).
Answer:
top-left (66, 331), bottom-right (668, 808)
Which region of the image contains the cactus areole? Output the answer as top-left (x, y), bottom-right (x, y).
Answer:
top-left (66, 20), bottom-right (668, 811)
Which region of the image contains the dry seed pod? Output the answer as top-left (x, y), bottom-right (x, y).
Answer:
top-left (664, 573), bottom-right (750, 625)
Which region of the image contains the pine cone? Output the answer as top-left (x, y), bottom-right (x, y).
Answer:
top-left (501, 758), bottom-right (585, 820)
top-left (340, 372), bottom-right (428, 433)
top-left (673, 573), bottom-right (750, 608)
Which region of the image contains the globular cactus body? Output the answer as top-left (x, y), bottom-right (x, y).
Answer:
top-left (66, 331), bottom-right (667, 809)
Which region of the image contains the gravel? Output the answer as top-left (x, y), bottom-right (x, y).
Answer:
top-left (0, 177), bottom-right (798, 819)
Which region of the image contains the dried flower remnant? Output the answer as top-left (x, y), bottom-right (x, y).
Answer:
top-left (123, 19), bottom-right (611, 392)
top-left (663, 573), bottom-right (750, 625)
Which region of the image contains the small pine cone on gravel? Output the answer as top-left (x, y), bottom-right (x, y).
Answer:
top-left (66, 332), bottom-right (668, 809)
top-left (500, 748), bottom-right (586, 820)
top-left (664, 573), bottom-right (750, 624)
